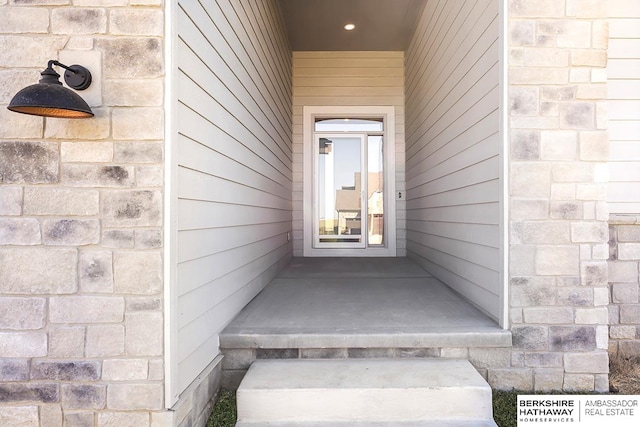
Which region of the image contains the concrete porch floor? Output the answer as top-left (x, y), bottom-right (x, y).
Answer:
top-left (220, 257), bottom-right (511, 349)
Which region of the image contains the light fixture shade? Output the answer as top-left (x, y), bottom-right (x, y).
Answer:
top-left (7, 61), bottom-right (94, 119)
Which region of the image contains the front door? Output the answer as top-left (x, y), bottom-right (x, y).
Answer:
top-left (303, 106), bottom-right (396, 257)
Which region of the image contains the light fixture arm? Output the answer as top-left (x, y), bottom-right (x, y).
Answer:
top-left (49, 60), bottom-right (71, 72)
top-left (43, 60), bottom-right (92, 91)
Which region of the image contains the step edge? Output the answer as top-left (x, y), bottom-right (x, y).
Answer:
top-left (238, 358), bottom-right (491, 390)
top-left (220, 331), bottom-right (513, 349)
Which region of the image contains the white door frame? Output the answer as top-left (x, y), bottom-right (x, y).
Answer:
top-left (303, 105), bottom-right (396, 257)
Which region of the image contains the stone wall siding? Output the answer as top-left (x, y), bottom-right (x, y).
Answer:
top-left (0, 1), bottom-right (175, 426)
top-left (609, 216), bottom-right (640, 356)
top-left (508, 0), bottom-right (610, 391)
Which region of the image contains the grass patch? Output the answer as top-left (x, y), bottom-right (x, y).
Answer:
top-left (493, 390), bottom-right (518, 427)
top-left (207, 390), bottom-right (236, 427)
top-left (610, 354), bottom-right (640, 394)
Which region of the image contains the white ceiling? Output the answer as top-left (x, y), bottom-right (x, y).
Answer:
top-left (279, 0), bottom-right (427, 51)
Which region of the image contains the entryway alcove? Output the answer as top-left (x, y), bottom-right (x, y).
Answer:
top-left (169, 0), bottom-right (507, 405)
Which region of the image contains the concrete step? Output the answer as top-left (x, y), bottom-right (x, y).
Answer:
top-left (236, 358), bottom-right (497, 426)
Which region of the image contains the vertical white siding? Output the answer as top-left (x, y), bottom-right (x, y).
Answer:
top-left (292, 51), bottom-right (406, 256)
top-left (404, 0), bottom-right (502, 320)
top-left (608, 1), bottom-right (640, 213)
top-left (173, 0), bottom-right (292, 396)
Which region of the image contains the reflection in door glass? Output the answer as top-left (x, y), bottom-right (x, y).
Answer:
top-left (368, 136), bottom-right (384, 245)
top-left (317, 137), bottom-right (362, 243)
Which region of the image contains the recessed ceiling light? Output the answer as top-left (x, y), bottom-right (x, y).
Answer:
top-left (344, 23), bottom-right (355, 31)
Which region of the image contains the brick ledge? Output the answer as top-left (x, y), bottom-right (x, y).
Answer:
top-left (609, 214), bottom-right (640, 225)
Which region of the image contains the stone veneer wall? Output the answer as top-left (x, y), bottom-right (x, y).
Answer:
top-left (507, 0), bottom-right (610, 391)
top-left (0, 2), bottom-right (182, 426)
top-left (608, 216), bottom-right (640, 356)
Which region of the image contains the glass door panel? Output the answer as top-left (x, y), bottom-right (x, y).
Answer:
top-left (315, 134), bottom-right (366, 248)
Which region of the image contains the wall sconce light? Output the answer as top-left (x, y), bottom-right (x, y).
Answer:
top-left (7, 60), bottom-right (94, 119)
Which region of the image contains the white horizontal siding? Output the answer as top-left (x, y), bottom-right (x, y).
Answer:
top-left (172, 0), bottom-right (292, 398)
top-left (608, 3), bottom-right (640, 213)
top-left (404, 0), bottom-right (501, 321)
top-left (291, 51), bottom-right (406, 256)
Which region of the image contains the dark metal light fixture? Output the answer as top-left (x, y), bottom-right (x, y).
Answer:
top-left (8, 60), bottom-right (94, 118)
